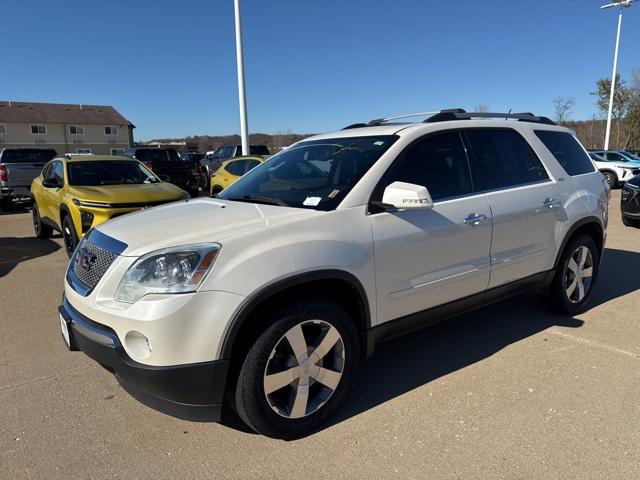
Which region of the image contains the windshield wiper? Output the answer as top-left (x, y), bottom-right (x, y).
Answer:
top-left (227, 195), bottom-right (289, 207)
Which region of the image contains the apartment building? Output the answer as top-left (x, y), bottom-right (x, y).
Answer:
top-left (0, 101), bottom-right (134, 155)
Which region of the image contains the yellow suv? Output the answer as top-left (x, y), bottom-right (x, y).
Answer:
top-left (209, 155), bottom-right (265, 196)
top-left (31, 155), bottom-right (187, 257)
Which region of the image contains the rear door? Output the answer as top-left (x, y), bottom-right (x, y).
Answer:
top-left (370, 130), bottom-right (493, 323)
top-left (39, 160), bottom-right (65, 225)
top-left (464, 128), bottom-right (559, 288)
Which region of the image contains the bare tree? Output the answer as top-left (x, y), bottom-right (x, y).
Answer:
top-left (474, 104), bottom-right (490, 113)
top-left (553, 96), bottom-right (575, 124)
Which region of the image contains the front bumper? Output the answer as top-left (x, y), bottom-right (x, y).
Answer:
top-left (59, 294), bottom-right (229, 422)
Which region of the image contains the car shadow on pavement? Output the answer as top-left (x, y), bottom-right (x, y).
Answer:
top-left (0, 199), bottom-right (32, 215)
top-left (232, 246), bottom-right (637, 440)
top-left (0, 236), bottom-right (61, 277)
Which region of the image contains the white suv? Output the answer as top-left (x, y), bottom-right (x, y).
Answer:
top-left (588, 152), bottom-right (640, 188)
top-left (59, 109), bottom-right (609, 438)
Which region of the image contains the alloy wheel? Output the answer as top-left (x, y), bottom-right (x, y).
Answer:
top-left (564, 245), bottom-right (594, 303)
top-left (263, 320), bottom-right (345, 419)
top-left (63, 224), bottom-right (75, 256)
top-left (32, 207), bottom-right (40, 235)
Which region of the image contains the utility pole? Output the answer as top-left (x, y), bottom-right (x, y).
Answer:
top-left (233, 0), bottom-right (249, 155)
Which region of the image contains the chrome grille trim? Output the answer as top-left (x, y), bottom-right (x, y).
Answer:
top-left (66, 229), bottom-right (128, 296)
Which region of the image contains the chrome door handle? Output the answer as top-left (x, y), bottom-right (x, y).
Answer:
top-left (542, 198), bottom-right (560, 209)
top-left (464, 213), bottom-right (489, 226)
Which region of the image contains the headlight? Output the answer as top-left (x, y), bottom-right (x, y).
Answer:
top-left (115, 243), bottom-right (221, 303)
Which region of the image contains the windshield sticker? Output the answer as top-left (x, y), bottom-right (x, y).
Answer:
top-left (303, 196), bottom-right (322, 206)
top-left (328, 189), bottom-right (340, 198)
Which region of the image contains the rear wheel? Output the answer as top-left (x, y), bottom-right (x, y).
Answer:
top-left (234, 298), bottom-right (359, 439)
top-left (62, 214), bottom-right (79, 258)
top-left (622, 215), bottom-right (640, 228)
top-left (543, 234), bottom-right (599, 315)
top-left (602, 171), bottom-right (617, 189)
top-left (32, 202), bottom-right (52, 239)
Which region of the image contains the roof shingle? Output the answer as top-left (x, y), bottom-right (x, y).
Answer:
top-left (0, 101), bottom-right (134, 127)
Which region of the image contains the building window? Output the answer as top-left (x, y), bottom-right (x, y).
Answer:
top-left (76, 148), bottom-right (92, 154)
top-left (31, 124), bottom-right (47, 134)
top-left (104, 126), bottom-right (118, 135)
top-left (69, 125), bottom-right (84, 135)
top-left (111, 148), bottom-right (125, 155)
top-left (0, 124), bottom-right (6, 134)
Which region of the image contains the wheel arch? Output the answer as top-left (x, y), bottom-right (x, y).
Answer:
top-left (219, 270), bottom-right (372, 364)
top-left (554, 216), bottom-right (604, 269)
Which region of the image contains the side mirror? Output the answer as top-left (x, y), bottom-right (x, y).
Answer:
top-left (380, 181), bottom-right (433, 210)
top-left (42, 178), bottom-right (62, 188)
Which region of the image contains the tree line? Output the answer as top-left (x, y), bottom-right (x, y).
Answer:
top-left (554, 68), bottom-right (640, 150)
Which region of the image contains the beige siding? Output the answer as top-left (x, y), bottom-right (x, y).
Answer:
top-left (0, 121), bottom-right (131, 155)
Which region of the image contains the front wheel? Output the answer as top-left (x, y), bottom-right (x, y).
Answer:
top-left (542, 234), bottom-right (599, 315)
top-left (234, 299), bottom-right (359, 439)
top-left (622, 215), bottom-right (640, 228)
top-left (602, 171), bottom-right (617, 189)
top-left (62, 215), bottom-right (79, 258)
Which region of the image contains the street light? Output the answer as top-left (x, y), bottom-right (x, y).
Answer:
top-left (601, 0), bottom-right (635, 150)
top-left (233, 0), bottom-right (249, 156)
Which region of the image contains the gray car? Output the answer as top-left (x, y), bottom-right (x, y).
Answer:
top-left (0, 148), bottom-right (57, 209)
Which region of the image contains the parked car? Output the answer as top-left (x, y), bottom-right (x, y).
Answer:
top-left (209, 155), bottom-right (265, 196)
top-left (588, 151), bottom-right (640, 188)
top-left (31, 155), bottom-right (187, 257)
top-left (589, 149), bottom-right (640, 164)
top-left (200, 145), bottom-right (270, 189)
top-left (123, 147), bottom-right (201, 197)
top-left (59, 109), bottom-right (608, 439)
top-left (0, 148), bottom-right (57, 209)
top-left (621, 174), bottom-right (640, 227)
top-left (179, 152), bottom-right (205, 163)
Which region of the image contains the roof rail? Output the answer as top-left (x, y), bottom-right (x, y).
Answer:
top-left (424, 109), bottom-right (556, 125)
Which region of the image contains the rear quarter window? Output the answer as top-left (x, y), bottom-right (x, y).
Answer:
top-left (534, 131), bottom-right (595, 176)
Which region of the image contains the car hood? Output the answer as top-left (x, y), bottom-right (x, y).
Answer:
top-left (95, 197), bottom-right (317, 256)
top-left (68, 182), bottom-right (185, 204)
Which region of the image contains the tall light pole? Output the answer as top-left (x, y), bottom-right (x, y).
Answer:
top-left (233, 0), bottom-right (249, 155)
top-left (601, 0), bottom-right (635, 150)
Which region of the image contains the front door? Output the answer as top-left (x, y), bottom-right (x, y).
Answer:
top-left (370, 130), bottom-right (493, 324)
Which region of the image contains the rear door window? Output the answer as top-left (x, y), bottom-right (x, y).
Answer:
top-left (534, 131), bottom-right (595, 176)
top-left (1, 149), bottom-right (56, 163)
top-left (465, 129), bottom-right (549, 191)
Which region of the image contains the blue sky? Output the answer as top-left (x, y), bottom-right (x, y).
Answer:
top-left (1, 0), bottom-right (638, 140)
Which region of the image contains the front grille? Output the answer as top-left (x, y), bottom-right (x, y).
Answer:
top-left (71, 239), bottom-right (117, 292)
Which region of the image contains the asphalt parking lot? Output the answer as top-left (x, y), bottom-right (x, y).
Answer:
top-left (1, 191), bottom-right (639, 480)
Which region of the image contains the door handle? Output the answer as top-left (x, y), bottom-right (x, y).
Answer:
top-left (542, 198), bottom-right (560, 209)
top-left (464, 213), bottom-right (489, 226)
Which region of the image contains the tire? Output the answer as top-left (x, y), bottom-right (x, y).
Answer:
top-left (0, 196), bottom-right (11, 211)
top-left (210, 185), bottom-right (223, 197)
top-left (32, 202), bottom-right (52, 239)
top-left (543, 234), bottom-right (600, 315)
top-left (622, 215), bottom-right (640, 228)
top-left (201, 171), bottom-right (210, 192)
top-left (234, 298), bottom-right (359, 439)
top-left (602, 171), bottom-right (617, 189)
top-left (62, 214), bottom-right (79, 258)
top-left (188, 188), bottom-right (200, 198)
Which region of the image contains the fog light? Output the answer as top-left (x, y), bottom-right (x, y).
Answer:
top-left (80, 210), bottom-right (94, 232)
top-left (124, 331), bottom-right (152, 360)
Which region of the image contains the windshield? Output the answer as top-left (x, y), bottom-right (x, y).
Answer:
top-left (621, 151), bottom-right (640, 160)
top-left (68, 161), bottom-right (159, 186)
top-left (218, 135), bottom-right (398, 210)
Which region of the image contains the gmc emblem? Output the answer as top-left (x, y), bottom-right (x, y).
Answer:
top-left (76, 248), bottom-right (97, 272)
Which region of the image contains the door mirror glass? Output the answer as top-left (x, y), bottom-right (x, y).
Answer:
top-left (381, 181), bottom-right (433, 209)
top-left (42, 178), bottom-right (62, 188)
